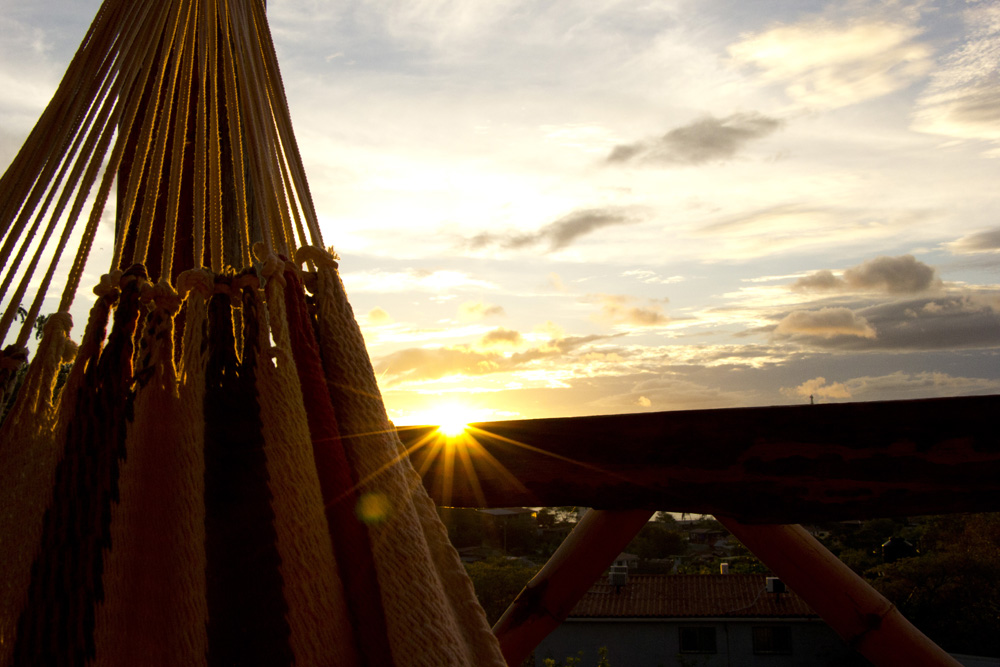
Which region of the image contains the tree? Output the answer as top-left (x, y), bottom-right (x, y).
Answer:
top-left (653, 511), bottom-right (678, 525)
top-left (464, 556), bottom-right (540, 625)
top-left (438, 507), bottom-right (487, 549)
top-left (626, 521), bottom-right (686, 559)
top-left (870, 513), bottom-right (1000, 656)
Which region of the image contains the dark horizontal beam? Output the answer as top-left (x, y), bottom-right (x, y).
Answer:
top-left (397, 395), bottom-right (1000, 523)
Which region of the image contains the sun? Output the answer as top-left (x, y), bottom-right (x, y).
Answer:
top-left (401, 401), bottom-right (486, 438)
top-left (437, 418), bottom-right (468, 438)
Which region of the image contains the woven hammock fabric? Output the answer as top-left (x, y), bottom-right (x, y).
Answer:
top-left (0, 1), bottom-right (507, 665)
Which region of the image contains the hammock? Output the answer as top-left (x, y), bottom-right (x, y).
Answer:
top-left (0, 1), bottom-right (505, 664)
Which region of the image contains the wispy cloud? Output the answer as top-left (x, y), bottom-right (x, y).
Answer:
top-left (467, 208), bottom-right (639, 252)
top-left (913, 3), bottom-right (1000, 142)
top-left (588, 293), bottom-right (669, 327)
top-left (341, 268), bottom-right (498, 293)
top-left (622, 269), bottom-right (685, 285)
top-left (607, 113), bottom-right (783, 166)
top-left (696, 205), bottom-right (934, 260)
top-left (792, 255), bottom-right (940, 293)
top-left (728, 12), bottom-right (932, 109)
top-left (947, 227), bottom-right (1000, 254)
top-left (458, 300), bottom-right (505, 321)
top-left (373, 333), bottom-right (610, 384)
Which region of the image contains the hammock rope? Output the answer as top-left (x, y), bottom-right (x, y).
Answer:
top-left (0, 1), bottom-right (507, 665)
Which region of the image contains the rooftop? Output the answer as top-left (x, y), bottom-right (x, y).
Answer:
top-left (568, 574), bottom-right (818, 619)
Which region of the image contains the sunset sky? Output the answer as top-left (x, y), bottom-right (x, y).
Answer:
top-left (2, 0), bottom-right (998, 425)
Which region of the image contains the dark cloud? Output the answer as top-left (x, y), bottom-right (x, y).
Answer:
top-left (775, 307), bottom-right (876, 339)
top-left (607, 112), bottom-right (783, 166)
top-left (844, 255), bottom-right (939, 293)
top-left (948, 228), bottom-right (1000, 254)
top-left (778, 295), bottom-right (1000, 351)
top-left (792, 255), bottom-right (939, 293)
top-left (467, 208), bottom-right (637, 252)
top-left (792, 269), bottom-right (842, 291)
top-left (480, 327), bottom-right (522, 346)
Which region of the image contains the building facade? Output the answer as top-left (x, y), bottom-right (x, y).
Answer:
top-left (535, 574), bottom-right (870, 667)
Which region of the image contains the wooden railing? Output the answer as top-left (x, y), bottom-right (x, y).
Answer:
top-left (400, 394), bottom-right (1000, 522)
top-left (397, 394), bottom-right (999, 667)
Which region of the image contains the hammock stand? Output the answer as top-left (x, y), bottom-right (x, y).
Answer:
top-left (0, 1), bottom-right (988, 665)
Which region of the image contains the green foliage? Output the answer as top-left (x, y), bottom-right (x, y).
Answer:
top-left (464, 556), bottom-right (539, 625)
top-left (626, 522), bottom-right (686, 559)
top-left (869, 514), bottom-right (1000, 656)
top-left (438, 507), bottom-right (487, 548)
top-left (542, 647), bottom-right (612, 667)
top-left (536, 507), bottom-right (557, 529)
top-left (542, 651), bottom-right (582, 667)
top-left (34, 314), bottom-right (49, 340)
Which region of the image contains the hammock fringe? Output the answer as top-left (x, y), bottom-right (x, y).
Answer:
top-left (0, 252), bottom-right (506, 667)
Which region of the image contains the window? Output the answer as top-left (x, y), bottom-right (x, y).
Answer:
top-left (679, 626), bottom-right (717, 654)
top-left (752, 626), bottom-right (792, 654)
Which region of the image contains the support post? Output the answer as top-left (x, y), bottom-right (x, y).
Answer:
top-left (491, 509), bottom-right (653, 666)
top-left (716, 518), bottom-right (962, 667)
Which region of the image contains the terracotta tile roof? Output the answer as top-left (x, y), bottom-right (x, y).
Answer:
top-left (568, 574), bottom-right (817, 619)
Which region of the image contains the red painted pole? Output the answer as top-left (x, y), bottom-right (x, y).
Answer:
top-left (491, 509), bottom-right (653, 666)
top-left (717, 519), bottom-right (962, 667)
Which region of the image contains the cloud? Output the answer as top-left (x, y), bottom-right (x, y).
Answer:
top-left (373, 333), bottom-right (610, 384)
top-left (366, 307), bottom-right (392, 325)
top-left (696, 205), bottom-right (935, 261)
top-left (728, 14), bottom-right (932, 109)
top-left (841, 370), bottom-right (1000, 399)
top-left (792, 269), bottom-right (843, 291)
top-left (342, 269), bottom-right (498, 293)
top-left (607, 113), bottom-right (783, 166)
top-left (458, 300), bottom-right (505, 320)
top-left (781, 376), bottom-right (852, 401)
top-left (480, 327), bottom-right (522, 347)
top-left (777, 295), bottom-right (1000, 351)
top-left (792, 255), bottom-right (939, 293)
top-left (593, 375), bottom-right (758, 413)
top-left (913, 3), bottom-right (1000, 141)
top-left (947, 228), bottom-right (1000, 254)
top-left (622, 269), bottom-right (685, 285)
top-left (467, 208), bottom-right (638, 252)
top-left (775, 307), bottom-right (877, 339)
top-left (589, 293), bottom-right (669, 327)
top-left (781, 370), bottom-right (1000, 403)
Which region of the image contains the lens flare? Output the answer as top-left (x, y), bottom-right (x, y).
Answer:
top-left (437, 420), bottom-right (468, 438)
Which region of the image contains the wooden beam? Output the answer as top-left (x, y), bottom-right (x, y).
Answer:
top-left (492, 509), bottom-right (654, 666)
top-left (717, 519), bottom-right (961, 667)
top-left (398, 395), bottom-right (1000, 523)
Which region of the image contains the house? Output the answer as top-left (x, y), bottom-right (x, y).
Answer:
top-left (613, 552), bottom-right (640, 570)
top-left (534, 573), bottom-right (869, 667)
